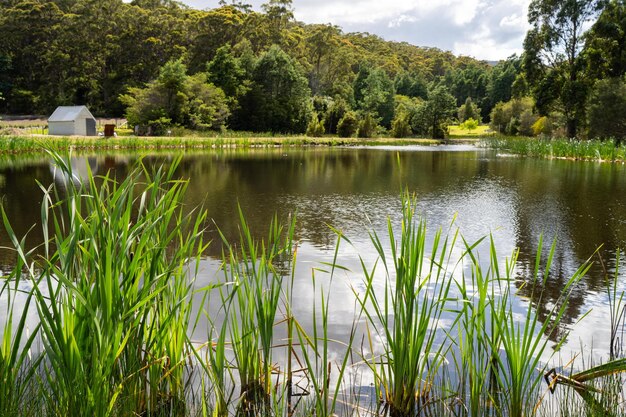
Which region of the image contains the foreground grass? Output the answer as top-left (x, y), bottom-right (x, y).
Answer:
top-left (483, 136), bottom-right (626, 163)
top-left (0, 134), bottom-right (444, 154)
top-left (2, 152), bottom-right (626, 416)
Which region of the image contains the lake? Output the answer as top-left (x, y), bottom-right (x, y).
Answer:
top-left (2, 144), bottom-right (626, 392)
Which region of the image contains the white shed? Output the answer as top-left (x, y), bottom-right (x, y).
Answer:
top-left (48, 106), bottom-right (97, 136)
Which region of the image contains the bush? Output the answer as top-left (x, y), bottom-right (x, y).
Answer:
top-left (306, 113), bottom-right (325, 137)
top-left (519, 110), bottom-right (538, 136)
top-left (490, 97), bottom-right (537, 136)
top-left (391, 112), bottom-right (412, 138)
top-left (357, 113), bottom-right (377, 138)
top-left (532, 116), bottom-right (551, 136)
top-left (337, 111), bottom-right (358, 137)
top-left (459, 117), bottom-right (479, 131)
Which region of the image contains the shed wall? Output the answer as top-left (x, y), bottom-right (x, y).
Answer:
top-left (74, 118), bottom-right (86, 136)
top-left (49, 121), bottom-right (75, 136)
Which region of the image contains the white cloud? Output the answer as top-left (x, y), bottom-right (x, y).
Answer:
top-left (183, 0), bottom-right (533, 60)
top-left (388, 14), bottom-right (418, 28)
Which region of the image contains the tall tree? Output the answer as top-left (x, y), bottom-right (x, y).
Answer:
top-left (412, 85), bottom-right (457, 139)
top-left (587, 77), bottom-right (626, 142)
top-left (583, 0), bottom-right (626, 80)
top-left (523, 0), bottom-right (602, 137)
top-left (188, 5), bottom-right (247, 72)
top-left (486, 55), bottom-right (522, 114)
top-left (306, 24), bottom-right (345, 95)
top-left (261, 0), bottom-right (294, 44)
top-left (240, 45), bottom-right (311, 133)
top-left (394, 71), bottom-right (428, 100)
top-left (357, 67), bottom-right (395, 128)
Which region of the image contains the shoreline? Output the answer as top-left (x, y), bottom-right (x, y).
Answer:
top-left (0, 134), bottom-right (480, 155)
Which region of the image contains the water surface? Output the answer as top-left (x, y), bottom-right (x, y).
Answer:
top-left (2, 145), bottom-right (626, 360)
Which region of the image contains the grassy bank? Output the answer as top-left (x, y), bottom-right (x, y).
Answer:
top-left (483, 136), bottom-right (626, 163)
top-left (448, 124), bottom-right (494, 138)
top-left (0, 134), bottom-right (447, 154)
top-left (2, 153), bottom-right (626, 417)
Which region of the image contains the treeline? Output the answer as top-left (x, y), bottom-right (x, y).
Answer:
top-left (489, 0), bottom-right (626, 142)
top-left (1, 0), bottom-right (625, 139)
top-left (0, 0), bottom-right (519, 136)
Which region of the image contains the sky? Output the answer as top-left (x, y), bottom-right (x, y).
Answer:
top-left (180, 0), bottom-right (532, 61)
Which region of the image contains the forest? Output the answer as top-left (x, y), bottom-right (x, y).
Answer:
top-left (0, 0), bottom-right (625, 139)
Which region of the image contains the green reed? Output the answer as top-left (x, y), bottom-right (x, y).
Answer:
top-left (357, 195), bottom-right (458, 417)
top-left (487, 237), bottom-right (590, 417)
top-left (451, 235), bottom-right (497, 417)
top-left (484, 136), bottom-right (626, 162)
top-left (0, 229), bottom-right (41, 417)
top-left (216, 208), bottom-right (296, 415)
top-left (7, 151), bottom-right (207, 416)
top-left (294, 227), bottom-right (358, 417)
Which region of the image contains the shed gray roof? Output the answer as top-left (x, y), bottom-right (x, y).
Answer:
top-left (48, 106), bottom-right (95, 122)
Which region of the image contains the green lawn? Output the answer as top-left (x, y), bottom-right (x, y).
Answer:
top-left (448, 124), bottom-right (494, 137)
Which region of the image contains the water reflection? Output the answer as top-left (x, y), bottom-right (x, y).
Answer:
top-left (1, 147), bottom-right (626, 357)
top-left (50, 156), bottom-right (99, 187)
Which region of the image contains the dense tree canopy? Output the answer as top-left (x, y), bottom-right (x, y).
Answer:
top-left (240, 45), bottom-right (311, 133)
top-left (120, 59), bottom-right (230, 134)
top-left (523, 0), bottom-right (602, 138)
top-left (1, 0), bottom-right (625, 138)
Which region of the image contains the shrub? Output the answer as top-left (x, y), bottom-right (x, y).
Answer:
top-left (337, 111), bottom-right (358, 137)
top-left (391, 112), bottom-right (412, 138)
top-left (306, 113), bottom-right (325, 137)
top-left (357, 113), bottom-right (377, 138)
top-left (460, 117), bottom-right (479, 131)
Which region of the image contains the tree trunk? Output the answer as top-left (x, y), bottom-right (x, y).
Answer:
top-left (567, 118), bottom-right (577, 138)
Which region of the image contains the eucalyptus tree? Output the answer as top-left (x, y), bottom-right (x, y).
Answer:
top-left (240, 45), bottom-right (311, 133)
top-left (261, 0), bottom-right (294, 44)
top-left (583, 0), bottom-right (626, 80)
top-left (523, 0), bottom-right (603, 138)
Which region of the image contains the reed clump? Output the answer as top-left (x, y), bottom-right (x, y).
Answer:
top-left (483, 136), bottom-right (626, 162)
top-left (2, 152), bottom-right (626, 416)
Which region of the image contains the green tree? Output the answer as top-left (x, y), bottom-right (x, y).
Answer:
top-left (523, 0), bottom-right (602, 137)
top-left (486, 55), bottom-right (521, 112)
top-left (306, 112), bottom-right (325, 137)
top-left (261, 0), bottom-right (294, 44)
top-left (0, 0), bottom-right (66, 112)
top-left (323, 96), bottom-right (349, 134)
top-left (0, 54), bottom-right (11, 112)
top-left (394, 71), bottom-right (428, 99)
top-left (583, 0), bottom-right (626, 80)
top-left (460, 117), bottom-right (479, 131)
top-left (356, 67), bottom-right (395, 128)
top-left (412, 85), bottom-right (457, 139)
top-left (306, 24), bottom-right (342, 95)
top-left (188, 5), bottom-right (247, 72)
top-left (587, 77), bottom-right (626, 142)
top-left (206, 43), bottom-right (251, 115)
top-left (391, 111), bottom-right (412, 138)
top-left (241, 45), bottom-right (311, 133)
top-left (121, 59), bottom-right (229, 134)
top-left (489, 97), bottom-right (537, 135)
top-left (446, 62), bottom-right (490, 107)
top-left (458, 97), bottom-right (481, 122)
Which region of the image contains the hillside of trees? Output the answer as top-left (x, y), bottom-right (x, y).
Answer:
top-left (1, 0), bottom-right (625, 139)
